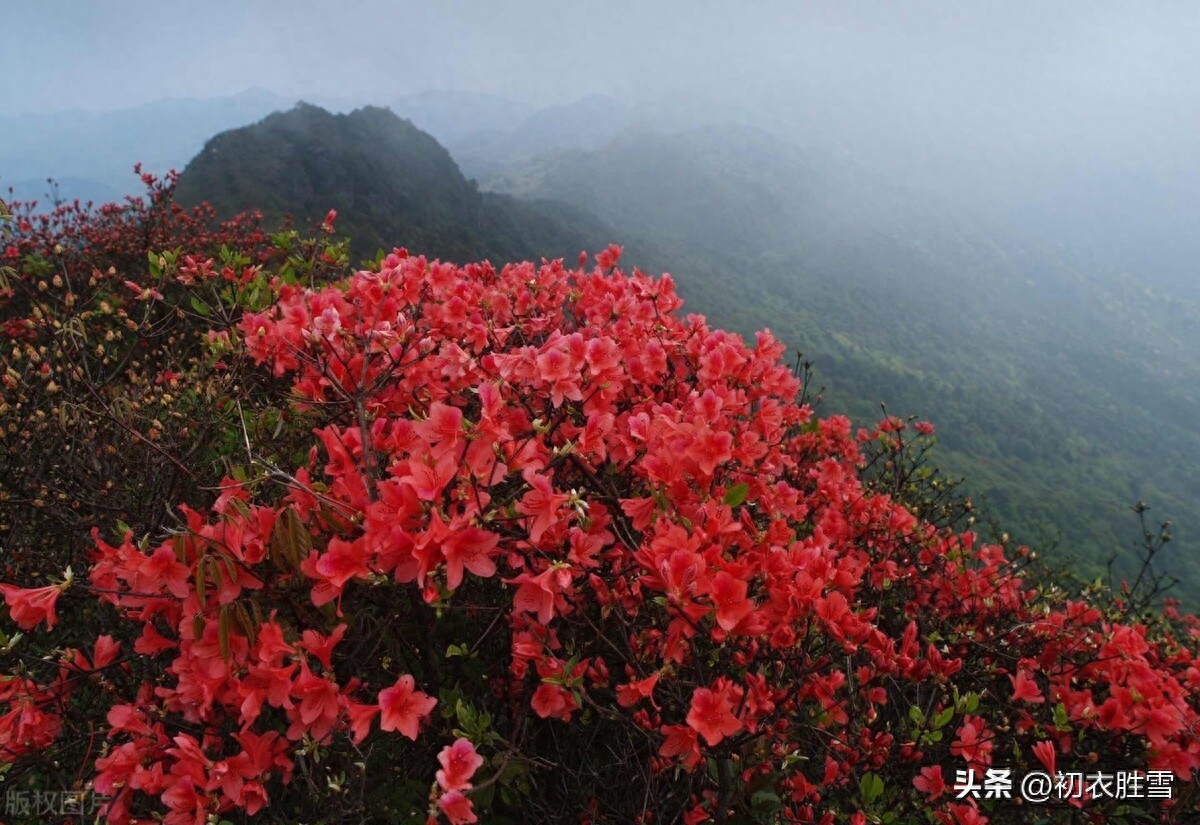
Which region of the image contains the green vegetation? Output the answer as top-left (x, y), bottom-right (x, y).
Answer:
top-left (484, 125), bottom-right (1200, 608)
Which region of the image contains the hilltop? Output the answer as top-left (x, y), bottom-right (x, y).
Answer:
top-left (174, 103), bottom-right (614, 264)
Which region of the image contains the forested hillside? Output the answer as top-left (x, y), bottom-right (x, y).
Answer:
top-left (482, 124), bottom-right (1200, 603)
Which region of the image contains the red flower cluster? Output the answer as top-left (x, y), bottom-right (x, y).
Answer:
top-left (1, 231), bottom-right (1198, 822)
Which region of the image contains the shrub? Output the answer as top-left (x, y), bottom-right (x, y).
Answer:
top-left (1, 192), bottom-right (1198, 824)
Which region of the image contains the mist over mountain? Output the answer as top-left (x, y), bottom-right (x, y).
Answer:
top-left (389, 90), bottom-right (535, 146)
top-left (1, 90), bottom-right (298, 205)
top-left (389, 93), bottom-right (728, 182)
top-left (477, 118), bottom-right (1200, 601)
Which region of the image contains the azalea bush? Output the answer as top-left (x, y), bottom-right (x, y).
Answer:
top-left (1, 184), bottom-right (1199, 824)
top-left (0, 169), bottom-right (284, 588)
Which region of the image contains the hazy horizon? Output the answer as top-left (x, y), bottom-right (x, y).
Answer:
top-left (12, 2), bottom-right (1200, 132)
top-left (9, 2), bottom-right (1200, 294)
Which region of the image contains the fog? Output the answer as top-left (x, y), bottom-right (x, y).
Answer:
top-left (14, 1), bottom-right (1200, 116)
top-left (7, 1), bottom-right (1200, 295)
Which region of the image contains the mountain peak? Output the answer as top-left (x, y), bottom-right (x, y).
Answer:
top-left (174, 101), bottom-right (612, 265)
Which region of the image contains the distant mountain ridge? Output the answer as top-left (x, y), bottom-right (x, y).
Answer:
top-left (174, 103), bottom-right (615, 264)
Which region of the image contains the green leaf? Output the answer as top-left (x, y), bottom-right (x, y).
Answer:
top-left (455, 699), bottom-right (477, 730)
top-left (1053, 702), bottom-right (1071, 731)
top-left (723, 482), bottom-right (750, 507)
top-left (860, 772), bottom-right (885, 804)
top-left (189, 294), bottom-right (213, 316)
top-left (908, 705), bottom-right (925, 728)
top-left (932, 706), bottom-right (955, 730)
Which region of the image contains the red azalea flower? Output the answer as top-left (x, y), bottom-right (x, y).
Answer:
top-left (1008, 669), bottom-right (1044, 704)
top-left (686, 680), bottom-right (743, 746)
top-left (659, 724), bottom-right (702, 770)
top-left (437, 790), bottom-right (477, 825)
top-left (516, 472), bottom-right (571, 543)
top-left (913, 765), bottom-right (946, 800)
top-left (442, 525), bottom-right (499, 590)
top-left (1031, 740), bottom-right (1056, 776)
top-left (937, 802), bottom-right (988, 825)
top-left (709, 570), bottom-right (754, 631)
top-left (437, 738), bottom-right (484, 792)
top-left (0, 582), bottom-right (67, 630)
top-left (378, 674), bottom-right (436, 740)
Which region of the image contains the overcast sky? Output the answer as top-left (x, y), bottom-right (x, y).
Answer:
top-left (8, 1), bottom-right (1200, 120)
top-left (9, 0), bottom-right (1200, 288)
